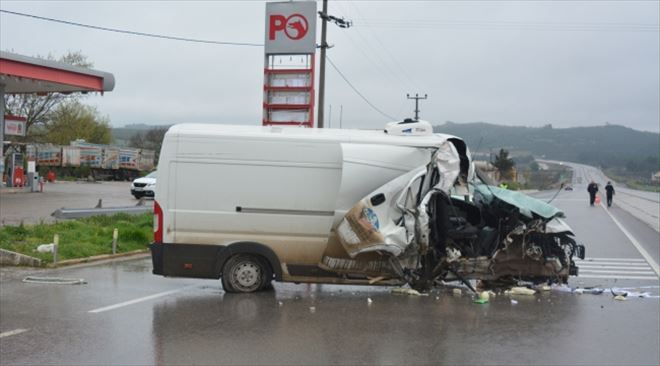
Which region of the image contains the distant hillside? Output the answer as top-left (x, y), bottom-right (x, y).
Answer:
top-left (112, 125), bottom-right (171, 146)
top-left (433, 122), bottom-right (659, 172)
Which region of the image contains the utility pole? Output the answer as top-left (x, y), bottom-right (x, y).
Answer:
top-left (339, 105), bottom-right (343, 129)
top-left (318, 0), bottom-right (328, 128)
top-left (406, 93), bottom-right (428, 121)
top-left (317, 0), bottom-right (351, 128)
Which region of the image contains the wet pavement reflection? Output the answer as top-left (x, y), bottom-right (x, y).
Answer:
top-left (1, 257), bottom-right (659, 365)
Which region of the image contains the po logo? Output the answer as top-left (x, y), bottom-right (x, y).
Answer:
top-left (269, 13), bottom-right (309, 40)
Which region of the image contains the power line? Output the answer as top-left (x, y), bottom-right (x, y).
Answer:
top-left (0, 10), bottom-right (264, 47)
top-left (2, 9), bottom-right (398, 122)
top-left (347, 2), bottom-right (422, 92)
top-left (355, 19), bottom-right (660, 32)
top-left (326, 56), bottom-right (397, 121)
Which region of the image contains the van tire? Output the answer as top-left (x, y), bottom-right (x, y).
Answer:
top-left (222, 255), bottom-right (271, 293)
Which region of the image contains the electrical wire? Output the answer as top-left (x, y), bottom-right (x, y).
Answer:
top-left (326, 56), bottom-right (397, 121)
top-left (0, 10), bottom-right (264, 47)
top-left (333, 2), bottom-right (414, 94)
top-left (2, 9), bottom-right (401, 122)
top-left (356, 19), bottom-right (659, 32)
top-left (347, 2), bottom-right (422, 92)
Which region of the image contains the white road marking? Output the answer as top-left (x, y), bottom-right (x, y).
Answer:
top-left (578, 257), bottom-right (647, 262)
top-left (599, 203), bottom-right (660, 277)
top-left (0, 328), bottom-right (28, 338)
top-left (579, 265), bottom-right (654, 270)
top-left (575, 262), bottom-right (651, 269)
top-left (89, 285), bottom-right (197, 314)
top-left (580, 269), bottom-right (656, 275)
top-left (577, 274), bottom-right (660, 281)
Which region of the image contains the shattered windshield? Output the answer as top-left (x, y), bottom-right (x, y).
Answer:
top-left (472, 183), bottom-right (564, 220)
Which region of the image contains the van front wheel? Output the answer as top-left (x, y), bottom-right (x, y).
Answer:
top-left (222, 255), bottom-right (271, 293)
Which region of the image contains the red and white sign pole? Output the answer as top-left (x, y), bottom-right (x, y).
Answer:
top-left (262, 1), bottom-right (317, 128)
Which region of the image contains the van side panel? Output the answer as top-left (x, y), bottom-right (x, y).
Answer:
top-left (170, 136), bottom-right (343, 266)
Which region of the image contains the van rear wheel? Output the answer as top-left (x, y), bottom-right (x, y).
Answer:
top-left (222, 255), bottom-right (271, 293)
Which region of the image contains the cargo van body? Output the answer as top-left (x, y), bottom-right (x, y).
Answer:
top-left (150, 123), bottom-right (584, 293)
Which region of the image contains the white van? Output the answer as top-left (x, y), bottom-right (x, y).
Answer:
top-left (150, 121), bottom-right (584, 293)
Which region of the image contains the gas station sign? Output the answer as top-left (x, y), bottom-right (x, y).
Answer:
top-left (4, 115), bottom-right (26, 136)
top-left (265, 1), bottom-right (317, 54)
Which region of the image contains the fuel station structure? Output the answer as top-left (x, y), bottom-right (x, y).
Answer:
top-left (0, 51), bottom-right (115, 187)
top-left (262, 1), bottom-right (317, 128)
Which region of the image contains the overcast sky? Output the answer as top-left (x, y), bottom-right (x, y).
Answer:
top-left (1, 1), bottom-right (659, 132)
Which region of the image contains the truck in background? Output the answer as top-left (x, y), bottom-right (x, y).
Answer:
top-left (26, 140), bottom-right (155, 180)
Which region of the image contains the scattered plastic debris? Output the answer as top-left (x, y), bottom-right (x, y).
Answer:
top-left (368, 276), bottom-right (386, 285)
top-left (614, 295), bottom-right (626, 301)
top-left (473, 298), bottom-right (488, 304)
top-left (278, 301), bottom-right (283, 307)
top-left (367, 297), bottom-right (373, 305)
top-left (309, 306), bottom-right (316, 313)
top-left (36, 244), bottom-right (55, 253)
top-left (550, 284), bottom-right (659, 299)
top-left (391, 287), bottom-right (428, 296)
top-left (22, 276), bottom-right (86, 285)
top-left (452, 288), bottom-right (462, 296)
top-left (505, 287), bottom-right (536, 296)
top-left (510, 299), bottom-right (518, 305)
top-left (479, 291), bottom-right (490, 302)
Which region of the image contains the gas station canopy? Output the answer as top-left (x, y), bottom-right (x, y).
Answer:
top-left (0, 51), bottom-right (115, 188)
top-left (0, 51), bottom-right (115, 94)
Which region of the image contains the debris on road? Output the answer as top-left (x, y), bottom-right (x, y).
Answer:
top-left (22, 276), bottom-right (86, 285)
top-left (391, 287), bottom-right (428, 296)
top-left (510, 299), bottom-right (519, 305)
top-left (452, 288), bottom-right (462, 296)
top-left (550, 284), bottom-right (659, 299)
top-left (505, 287), bottom-right (536, 296)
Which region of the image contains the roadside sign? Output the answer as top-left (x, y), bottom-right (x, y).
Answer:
top-left (265, 1), bottom-right (317, 54)
top-left (4, 115), bottom-right (26, 136)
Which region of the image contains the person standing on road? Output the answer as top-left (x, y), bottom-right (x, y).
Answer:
top-left (587, 181), bottom-right (599, 206)
top-left (605, 181), bottom-right (615, 207)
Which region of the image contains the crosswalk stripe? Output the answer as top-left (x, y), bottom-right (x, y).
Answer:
top-left (576, 261), bottom-right (651, 267)
top-left (579, 257), bottom-right (646, 262)
top-left (580, 269), bottom-right (656, 275)
top-left (574, 257), bottom-right (659, 281)
top-left (577, 274), bottom-right (659, 281)
top-left (579, 265), bottom-right (654, 270)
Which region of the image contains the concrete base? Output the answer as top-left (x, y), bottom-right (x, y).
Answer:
top-left (0, 249), bottom-right (42, 267)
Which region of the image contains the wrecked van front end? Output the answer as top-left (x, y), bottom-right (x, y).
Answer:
top-left (333, 139), bottom-right (585, 290)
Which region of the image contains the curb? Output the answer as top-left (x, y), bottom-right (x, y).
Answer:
top-left (0, 249), bottom-right (42, 267)
top-left (47, 249), bottom-right (150, 268)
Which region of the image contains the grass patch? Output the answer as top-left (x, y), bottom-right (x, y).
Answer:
top-left (604, 169), bottom-right (660, 193)
top-left (0, 213), bottom-right (152, 263)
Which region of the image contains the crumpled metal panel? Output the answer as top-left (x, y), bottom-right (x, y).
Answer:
top-left (337, 141), bottom-right (463, 257)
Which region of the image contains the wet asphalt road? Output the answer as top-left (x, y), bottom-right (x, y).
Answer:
top-left (0, 181), bottom-right (153, 226)
top-left (1, 173), bottom-right (659, 365)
